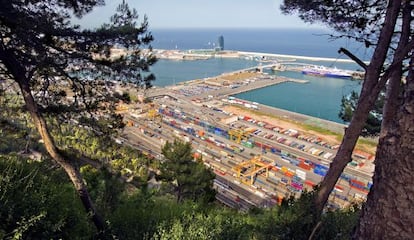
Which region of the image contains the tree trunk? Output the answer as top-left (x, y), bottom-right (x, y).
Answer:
top-left (1, 45), bottom-right (106, 233)
top-left (353, 57), bottom-right (414, 239)
top-left (380, 1), bottom-right (412, 137)
top-left (176, 185), bottom-right (183, 203)
top-left (16, 79), bottom-right (107, 233)
top-left (313, 0), bottom-right (402, 216)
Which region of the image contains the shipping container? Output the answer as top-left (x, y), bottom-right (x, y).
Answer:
top-left (349, 179), bottom-right (367, 191)
top-left (242, 141), bottom-right (254, 148)
top-left (295, 169), bottom-right (307, 180)
top-left (228, 160), bottom-right (236, 166)
top-left (271, 147), bottom-right (281, 154)
top-left (314, 167), bottom-right (327, 176)
top-left (304, 180), bottom-right (315, 187)
top-left (281, 177), bottom-right (289, 185)
top-left (291, 181), bottom-right (303, 191)
top-left (335, 194), bottom-right (348, 201)
top-left (197, 130), bottom-right (205, 137)
top-left (334, 185), bottom-right (344, 193)
top-left (266, 176), bottom-right (280, 186)
top-left (214, 168), bottom-right (226, 176)
top-left (213, 179), bottom-right (229, 189)
top-left (322, 152), bottom-right (333, 159)
top-left (340, 173), bottom-right (352, 181)
top-left (285, 171), bottom-right (294, 178)
top-left (219, 150), bottom-right (228, 157)
top-left (298, 161), bottom-right (312, 171)
top-left (289, 158), bottom-right (300, 166)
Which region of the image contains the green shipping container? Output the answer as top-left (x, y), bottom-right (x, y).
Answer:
top-left (242, 141), bottom-right (254, 148)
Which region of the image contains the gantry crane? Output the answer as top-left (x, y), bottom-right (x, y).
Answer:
top-left (232, 155), bottom-right (273, 185)
top-left (146, 103), bottom-right (162, 123)
top-left (228, 129), bottom-right (249, 144)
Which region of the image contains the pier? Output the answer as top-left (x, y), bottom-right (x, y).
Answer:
top-left (206, 76), bottom-right (307, 98)
top-left (119, 57), bottom-right (376, 211)
top-left (159, 72), bottom-right (308, 101)
top-left (154, 49), bottom-right (365, 80)
top-left (123, 69), bottom-right (375, 211)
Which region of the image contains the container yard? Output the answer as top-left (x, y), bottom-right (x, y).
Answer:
top-left (120, 70), bottom-right (375, 211)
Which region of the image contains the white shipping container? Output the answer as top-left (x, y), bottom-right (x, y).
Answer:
top-left (296, 169), bottom-right (307, 180)
top-left (323, 152), bottom-right (333, 159)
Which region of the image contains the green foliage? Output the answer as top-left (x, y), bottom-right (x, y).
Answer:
top-left (1, 0), bottom-right (157, 232)
top-left (50, 122), bottom-right (152, 181)
top-left (113, 92), bottom-right (132, 104)
top-left (0, 153), bottom-right (360, 239)
top-left (0, 91), bottom-right (153, 184)
top-left (158, 140), bottom-right (216, 203)
top-left (81, 165), bottom-right (126, 215)
top-left (258, 191), bottom-right (318, 240)
top-left (0, 154), bottom-right (93, 239)
top-left (316, 205), bottom-right (360, 240)
top-left (253, 191), bottom-right (359, 240)
top-left (0, 0), bottom-right (157, 135)
top-left (339, 90), bottom-right (383, 136)
top-left (108, 191), bottom-right (256, 240)
top-left (109, 193), bottom-right (199, 239)
top-left (280, 1), bottom-right (386, 47)
top-left (0, 98), bottom-right (43, 155)
top-left (151, 209), bottom-right (255, 240)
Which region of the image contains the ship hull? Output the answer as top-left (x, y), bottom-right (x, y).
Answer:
top-left (302, 66), bottom-right (352, 79)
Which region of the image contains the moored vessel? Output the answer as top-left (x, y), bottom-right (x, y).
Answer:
top-left (302, 65), bottom-right (352, 79)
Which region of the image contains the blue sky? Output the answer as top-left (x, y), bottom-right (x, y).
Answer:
top-left (72, 0), bottom-right (322, 29)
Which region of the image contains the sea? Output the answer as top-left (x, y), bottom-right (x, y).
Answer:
top-left (149, 28), bottom-right (371, 123)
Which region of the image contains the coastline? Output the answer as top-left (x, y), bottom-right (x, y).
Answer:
top-left (153, 48), bottom-right (366, 80)
top-left (144, 59), bottom-right (376, 154)
top-left (144, 70), bottom-right (376, 156)
top-left (148, 50), bottom-right (361, 125)
top-left (236, 50), bottom-right (358, 63)
top-left (154, 48), bottom-right (367, 64)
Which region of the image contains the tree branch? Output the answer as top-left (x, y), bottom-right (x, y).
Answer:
top-left (338, 47), bottom-right (368, 70)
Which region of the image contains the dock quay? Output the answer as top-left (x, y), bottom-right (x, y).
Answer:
top-left (153, 49), bottom-right (365, 80)
top-left (221, 77), bottom-right (308, 97)
top-left (146, 70), bottom-right (345, 136)
top-left (187, 77), bottom-right (308, 100)
top-left (117, 64), bottom-right (377, 211)
top-left (123, 79), bottom-right (375, 211)
top-left (165, 72), bottom-right (308, 100)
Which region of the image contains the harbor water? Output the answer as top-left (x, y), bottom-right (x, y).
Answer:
top-left (235, 70), bottom-right (361, 123)
top-left (149, 28), bottom-right (367, 123)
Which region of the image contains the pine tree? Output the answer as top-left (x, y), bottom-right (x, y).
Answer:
top-left (0, 0), bottom-right (156, 235)
top-left (158, 140), bottom-right (216, 203)
top-left (281, 0), bottom-right (414, 238)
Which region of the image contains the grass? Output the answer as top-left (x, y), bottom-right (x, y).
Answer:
top-left (221, 72), bottom-right (260, 81)
top-left (229, 105), bottom-right (378, 154)
top-left (236, 105), bottom-right (340, 135)
top-left (356, 138), bottom-right (378, 154)
top-left (301, 124), bottom-right (343, 141)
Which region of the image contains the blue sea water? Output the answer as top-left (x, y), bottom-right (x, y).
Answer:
top-left (149, 28), bottom-right (368, 123)
top-left (150, 58), bottom-right (260, 87)
top-left (152, 28), bottom-right (371, 61)
top-left (236, 70), bottom-right (361, 123)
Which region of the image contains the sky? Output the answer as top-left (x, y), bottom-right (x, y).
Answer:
top-left (72, 0), bottom-right (323, 29)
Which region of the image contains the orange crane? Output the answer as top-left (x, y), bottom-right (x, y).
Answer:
top-left (232, 155), bottom-right (273, 185)
top-left (146, 103), bottom-right (162, 123)
top-left (228, 129), bottom-right (249, 144)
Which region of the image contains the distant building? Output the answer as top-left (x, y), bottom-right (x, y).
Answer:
top-left (216, 35), bottom-right (224, 51)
